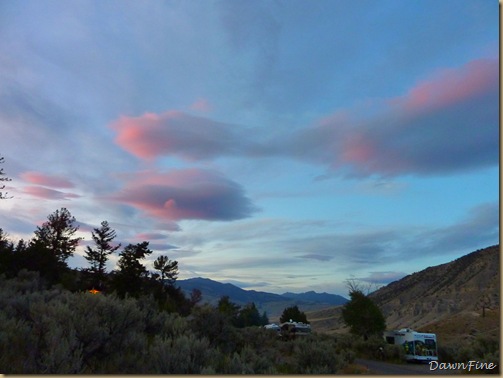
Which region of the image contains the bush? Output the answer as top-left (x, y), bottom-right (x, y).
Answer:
top-left (0, 274), bottom-right (358, 374)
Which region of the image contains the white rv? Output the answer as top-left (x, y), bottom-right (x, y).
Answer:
top-left (383, 328), bottom-right (438, 362)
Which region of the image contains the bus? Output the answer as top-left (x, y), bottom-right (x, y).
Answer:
top-left (383, 328), bottom-right (438, 362)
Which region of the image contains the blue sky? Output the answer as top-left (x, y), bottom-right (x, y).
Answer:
top-left (0, 0), bottom-right (498, 295)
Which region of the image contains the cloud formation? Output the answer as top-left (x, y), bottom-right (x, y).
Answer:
top-left (359, 271), bottom-right (407, 285)
top-left (111, 111), bottom-right (256, 161)
top-left (21, 171), bottom-right (74, 188)
top-left (110, 168), bottom-right (257, 222)
top-left (23, 186), bottom-right (80, 200)
top-left (111, 58), bottom-right (498, 178)
top-left (291, 58), bottom-right (499, 177)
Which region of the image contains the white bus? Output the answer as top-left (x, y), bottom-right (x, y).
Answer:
top-left (383, 328), bottom-right (438, 362)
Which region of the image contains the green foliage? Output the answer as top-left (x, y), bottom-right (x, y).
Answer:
top-left (0, 273), bottom-right (358, 374)
top-left (32, 208), bottom-right (83, 263)
top-left (84, 221), bottom-right (120, 289)
top-left (280, 305), bottom-right (309, 323)
top-left (217, 295), bottom-right (240, 319)
top-left (235, 302), bottom-right (267, 328)
top-left (439, 336), bottom-right (500, 373)
top-left (112, 242), bottom-right (152, 297)
top-left (342, 290), bottom-right (386, 339)
top-left (153, 255), bottom-right (178, 285)
top-left (15, 241), bottom-right (69, 286)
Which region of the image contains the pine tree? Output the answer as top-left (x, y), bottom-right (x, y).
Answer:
top-left (84, 221), bottom-right (121, 289)
top-left (113, 241), bottom-right (152, 297)
top-left (33, 208), bottom-right (82, 263)
top-left (153, 255), bottom-right (178, 286)
top-left (280, 305), bottom-right (309, 323)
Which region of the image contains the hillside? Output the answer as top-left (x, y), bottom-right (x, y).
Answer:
top-left (307, 245), bottom-right (500, 334)
top-left (371, 244), bottom-right (499, 330)
top-left (177, 277), bottom-right (348, 319)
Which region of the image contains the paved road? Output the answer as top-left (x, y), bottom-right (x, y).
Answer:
top-left (355, 359), bottom-right (461, 375)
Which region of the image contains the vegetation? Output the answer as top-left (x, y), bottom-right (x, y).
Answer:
top-left (280, 304), bottom-right (309, 323)
top-left (33, 207), bottom-right (83, 264)
top-left (0, 155), bottom-right (11, 199)
top-left (0, 205), bottom-right (498, 373)
top-left (342, 283), bottom-right (386, 340)
top-left (0, 270), bottom-right (355, 373)
top-left (84, 221), bottom-right (121, 290)
top-left (0, 207), bottom-right (356, 373)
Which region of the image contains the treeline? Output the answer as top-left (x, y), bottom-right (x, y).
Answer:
top-left (0, 207), bottom-right (199, 314)
top-left (0, 207), bottom-right (276, 324)
top-left (0, 207), bottom-right (356, 373)
top-left (0, 271), bottom-right (356, 373)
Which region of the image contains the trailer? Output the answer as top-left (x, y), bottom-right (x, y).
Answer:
top-left (264, 321), bottom-right (311, 339)
top-left (383, 328), bottom-right (438, 362)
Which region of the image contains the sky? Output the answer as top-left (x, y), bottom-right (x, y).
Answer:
top-left (0, 0), bottom-right (499, 296)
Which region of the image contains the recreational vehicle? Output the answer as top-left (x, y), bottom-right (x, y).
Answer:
top-left (383, 328), bottom-right (438, 362)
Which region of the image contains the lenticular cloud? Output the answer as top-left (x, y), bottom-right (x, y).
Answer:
top-left (110, 168), bottom-right (257, 222)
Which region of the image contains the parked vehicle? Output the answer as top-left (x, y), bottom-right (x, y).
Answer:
top-left (383, 328), bottom-right (438, 362)
top-left (264, 321), bottom-right (312, 339)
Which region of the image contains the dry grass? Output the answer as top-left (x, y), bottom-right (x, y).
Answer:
top-left (418, 308), bottom-right (500, 345)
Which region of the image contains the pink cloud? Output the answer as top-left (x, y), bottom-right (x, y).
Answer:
top-left (109, 168), bottom-right (257, 222)
top-left (396, 58), bottom-right (498, 114)
top-left (111, 111), bottom-right (247, 160)
top-left (109, 58), bottom-right (498, 178)
top-left (21, 171), bottom-right (74, 188)
top-left (300, 57), bottom-right (499, 177)
top-left (23, 186), bottom-right (80, 200)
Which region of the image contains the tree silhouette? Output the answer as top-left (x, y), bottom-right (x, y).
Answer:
top-left (33, 208), bottom-right (83, 263)
top-left (280, 305), bottom-right (309, 324)
top-left (113, 241), bottom-right (152, 297)
top-left (341, 289), bottom-right (386, 340)
top-left (0, 156), bottom-right (12, 199)
top-left (236, 302), bottom-right (265, 328)
top-left (217, 296), bottom-right (240, 319)
top-left (84, 221), bottom-right (121, 289)
top-left (153, 255), bottom-right (178, 286)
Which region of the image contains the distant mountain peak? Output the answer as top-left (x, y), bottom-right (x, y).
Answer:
top-left (177, 277), bottom-right (348, 318)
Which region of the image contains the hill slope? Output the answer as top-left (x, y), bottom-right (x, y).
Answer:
top-left (370, 244), bottom-right (499, 330)
top-left (306, 245), bottom-right (500, 334)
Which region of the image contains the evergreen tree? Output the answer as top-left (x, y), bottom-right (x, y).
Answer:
top-left (217, 295), bottom-right (240, 324)
top-left (0, 229), bottom-right (15, 276)
top-left (84, 221), bottom-right (120, 289)
top-left (153, 255), bottom-right (178, 285)
top-left (260, 311), bottom-right (269, 326)
top-left (280, 305), bottom-right (309, 323)
top-left (32, 208), bottom-right (83, 263)
top-left (236, 302), bottom-right (263, 328)
top-left (112, 241), bottom-right (152, 297)
top-left (341, 289), bottom-right (386, 340)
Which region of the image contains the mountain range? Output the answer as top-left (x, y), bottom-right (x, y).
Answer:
top-left (177, 244), bottom-right (499, 340)
top-left (176, 277), bottom-right (348, 319)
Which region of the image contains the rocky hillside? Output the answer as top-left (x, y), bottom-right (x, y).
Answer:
top-left (307, 245), bottom-right (499, 333)
top-left (371, 245), bottom-right (499, 330)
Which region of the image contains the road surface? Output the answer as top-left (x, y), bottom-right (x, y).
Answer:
top-left (355, 359), bottom-right (461, 375)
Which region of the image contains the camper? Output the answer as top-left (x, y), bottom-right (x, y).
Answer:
top-left (383, 328), bottom-right (438, 362)
top-left (264, 321), bottom-right (311, 339)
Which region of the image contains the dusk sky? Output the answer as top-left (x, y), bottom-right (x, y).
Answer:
top-left (0, 0), bottom-right (498, 295)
